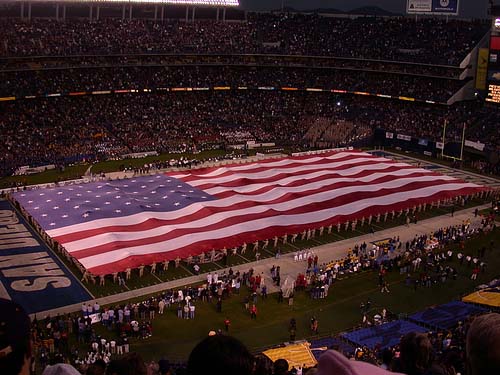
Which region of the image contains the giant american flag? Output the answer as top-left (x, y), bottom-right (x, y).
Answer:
top-left (13, 151), bottom-right (485, 275)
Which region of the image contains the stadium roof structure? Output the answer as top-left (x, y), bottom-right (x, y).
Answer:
top-left (4, 0), bottom-right (239, 5)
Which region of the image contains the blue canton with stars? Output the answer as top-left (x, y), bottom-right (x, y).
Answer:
top-left (13, 174), bottom-right (215, 230)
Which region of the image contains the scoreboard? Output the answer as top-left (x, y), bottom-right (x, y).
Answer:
top-left (486, 18), bottom-right (500, 104)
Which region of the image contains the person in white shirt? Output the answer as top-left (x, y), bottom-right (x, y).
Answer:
top-left (93, 302), bottom-right (100, 316)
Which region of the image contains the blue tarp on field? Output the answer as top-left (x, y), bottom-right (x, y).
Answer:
top-left (309, 337), bottom-right (355, 360)
top-left (341, 320), bottom-right (427, 350)
top-left (408, 301), bottom-right (487, 329)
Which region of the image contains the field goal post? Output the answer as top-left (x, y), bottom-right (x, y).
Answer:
top-left (441, 119), bottom-right (466, 162)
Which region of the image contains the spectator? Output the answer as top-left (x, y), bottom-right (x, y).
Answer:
top-left (187, 335), bottom-right (254, 375)
top-left (273, 358), bottom-right (289, 375)
top-left (466, 313), bottom-right (500, 375)
top-left (106, 353), bottom-right (147, 375)
top-left (0, 298), bottom-right (32, 375)
top-left (317, 350), bottom-right (404, 375)
top-left (394, 332), bottom-right (434, 375)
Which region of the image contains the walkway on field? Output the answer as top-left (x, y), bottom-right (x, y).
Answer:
top-left (32, 203), bottom-right (490, 319)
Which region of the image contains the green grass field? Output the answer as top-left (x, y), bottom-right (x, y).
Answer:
top-left (73, 197), bottom-right (485, 298)
top-left (87, 228), bottom-right (499, 362)
top-left (6, 148), bottom-right (498, 365)
top-left (0, 149), bottom-right (247, 189)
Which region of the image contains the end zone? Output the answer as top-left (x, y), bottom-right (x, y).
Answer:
top-left (0, 199), bottom-right (92, 314)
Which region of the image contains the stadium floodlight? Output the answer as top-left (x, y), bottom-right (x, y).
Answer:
top-left (8, 0), bottom-right (239, 5)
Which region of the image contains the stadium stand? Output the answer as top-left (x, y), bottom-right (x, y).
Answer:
top-left (1, 7), bottom-right (499, 375)
top-left (0, 15), bottom-right (489, 65)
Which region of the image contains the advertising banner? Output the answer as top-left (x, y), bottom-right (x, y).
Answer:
top-left (407, 0), bottom-right (459, 15)
top-left (431, 0), bottom-right (459, 15)
top-left (476, 48), bottom-right (489, 90)
top-left (397, 134), bottom-right (412, 141)
top-left (464, 140), bottom-right (485, 152)
top-left (407, 0), bottom-right (432, 13)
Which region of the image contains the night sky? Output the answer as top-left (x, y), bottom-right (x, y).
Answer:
top-left (240, 0), bottom-right (497, 19)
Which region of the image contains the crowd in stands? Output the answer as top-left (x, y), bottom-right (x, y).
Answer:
top-left (1, 91), bottom-right (498, 179)
top-left (0, 65), bottom-right (463, 101)
top-left (0, 14), bottom-right (489, 65)
top-left (0, 13), bottom-right (495, 182)
top-left (0, 54), bottom-right (462, 78)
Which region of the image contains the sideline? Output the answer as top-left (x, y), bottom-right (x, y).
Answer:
top-left (30, 203), bottom-right (490, 319)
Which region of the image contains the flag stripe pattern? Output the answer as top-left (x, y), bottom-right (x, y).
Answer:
top-left (13, 151), bottom-right (485, 275)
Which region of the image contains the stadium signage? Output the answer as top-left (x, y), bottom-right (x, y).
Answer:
top-left (0, 200), bottom-right (91, 314)
top-left (10, 0), bottom-right (239, 5)
top-left (407, 0), bottom-right (459, 15)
